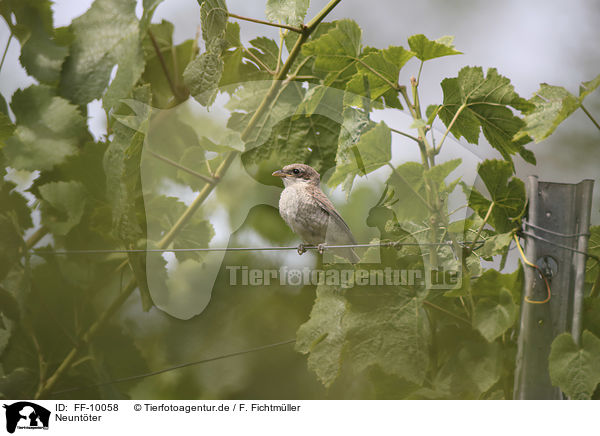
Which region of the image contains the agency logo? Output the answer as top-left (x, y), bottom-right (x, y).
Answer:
top-left (3, 402), bottom-right (50, 434)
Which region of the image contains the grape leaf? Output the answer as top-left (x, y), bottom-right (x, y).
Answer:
top-left (248, 37), bottom-right (280, 72)
top-left (344, 295), bottom-right (431, 385)
top-left (345, 48), bottom-right (407, 109)
top-left (328, 114), bottom-right (391, 193)
top-left (302, 19), bottom-right (362, 89)
top-left (407, 34), bottom-right (461, 61)
top-left (142, 21), bottom-right (193, 107)
top-left (473, 288), bottom-right (517, 342)
top-left (515, 75), bottom-right (600, 143)
top-left (60, 0), bottom-right (145, 110)
top-left (386, 162), bottom-right (429, 222)
top-left (185, 0), bottom-right (229, 107)
top-left (104, 86), bottom-right (152, 242)
top-left (439, 67), bottom-right (534, 165)
top-left (145, 195), bottom-right (215, 263)
top-left (199, 0), bottom-right (228, 43)
top-left (0, 0), bottom-right (68, 84)
top-left (464, 159), bottom-right (526, 233)
top-left (432, 338), bottom-right (501, 398)
top-left (0, 113), bottom-right (15, 148)
top-left (549, 331), bottom-right (600, 399)
top-left (241, 113), bottom-right (340, 175)
top-left (265, 0), bottom-right (309, 25)
top-left (38, 181), bottom-right (87, 236)
top-left (586, 226), bottom-right (600, 285)
top-left (295, 285), bottom-right (349, 388)
top-left (4, 85), bottom-right (88, 171)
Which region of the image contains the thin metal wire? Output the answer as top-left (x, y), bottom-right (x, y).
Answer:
top-left (519, 230), bottom-right (599, 262)
top-left (522, 220), bottom-right (591, 238)
top-left (49, 339), bottom-right (296, 396)
top-left (31, 240), bottom-right (481, 255)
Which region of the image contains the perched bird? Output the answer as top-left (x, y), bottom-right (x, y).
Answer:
top-left (272, 163), bottom-right (360, 263)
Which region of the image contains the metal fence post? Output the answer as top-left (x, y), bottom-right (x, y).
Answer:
top-left (513, 177), bottom-right (594, 400)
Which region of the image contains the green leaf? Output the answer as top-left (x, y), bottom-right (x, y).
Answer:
top-left (184, 39), bottom-right (225, 107)
top-left (477, 232), bottom-right (513, 258)
top-left (328, 116), bottom-right (391, 193)
top-left (241, 113), bottom-right (340, 175)
top-left (549, 331), bottom-right (600, 399)
top-left (433, 338), bottom-right (502, 398)
top-left (4, 85), bottom-right (88, 171)
top-left (465, 159), bottom-right (526, 233)
top-left (344, 295), bottom-right (431, 385)
top-left (248, 37), bottom-right (280, 72)
top-left (345, 48), bottom-right (406, 109)
top-left (439, 67), bottom-right (534, 165)
top-left (1, 0), bottom-right (68, 84)
top-left (0, 112), bottom-right (15, 148)
top-left (386, 162), bottom-right (429, 222)
top-left (265, 0), bottom-right (309, 25)
top-left (302, 19), bottom-right (362, 89)
top-left (146, 195), bottom-right (214, 263)
top-left (473, 289), bottom-right (517, 342)
top-left (579, 73), bottom-right (600, 100)
top-left (142, 21), bottom-right (194, 107)
top-left (199, 0), bottom-right (228, 43)
top-left (585, 226), bottom-right (600, 285)
top-left (60, 0), bottom-right (145, 110)
top-left (104, 86), bottom-right (152, 242)
top-left (38, 181), bottom-right (87, 235)
top-left (295, 285), bottom-right (348, 387)
top-left (407, 34), bottom-right (461, 61)
top-left (515, 75), bottom-right (600, 143)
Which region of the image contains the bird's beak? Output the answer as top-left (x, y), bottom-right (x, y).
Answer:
top-left (272, 170), bottom-right (287, 178)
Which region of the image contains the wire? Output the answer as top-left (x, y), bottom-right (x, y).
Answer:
top-left (513, 234), bottom-right (551, 304)
top-left (522, 220), bottom-right (590, 238)
top-left (519, 230), bottom-right (599, 263)
top-left (31, 240), bottom-right (481, 256)
top-left (49, 338), bottom-right (296, 397)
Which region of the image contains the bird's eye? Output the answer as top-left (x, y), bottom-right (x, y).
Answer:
top-left (292, 168), bottom-right (300, 175)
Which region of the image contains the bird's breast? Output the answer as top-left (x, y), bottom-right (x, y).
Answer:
top-left (279, 185), bottom-right (329, 244)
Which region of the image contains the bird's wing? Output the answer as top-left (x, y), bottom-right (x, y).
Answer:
top-left (310, 187), bottom-right (357, 245)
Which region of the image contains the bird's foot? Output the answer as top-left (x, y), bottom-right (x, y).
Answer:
top-left (317, 243), bottom-right (326, 254)
top-left (297, 243), bottom-right (307, 255)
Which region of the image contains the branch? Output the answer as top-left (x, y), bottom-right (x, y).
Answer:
top-left (469, 202), bottom-right (495, 252)
top-left (390, 127), bottom-right (420, 143)
top-left (148, 29), bottom-right (185, 102)
top-left (435, 103), bottom-right (466, 155)
top-left (0, 32), bottom-right (12, 72)
top-left (147, 149), bottom-right (219, 184)
top-left (228, 12), bottom-right (303, 33)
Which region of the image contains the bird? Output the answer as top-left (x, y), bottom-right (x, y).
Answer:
top-left (272, 163), bottom-right (360, 263)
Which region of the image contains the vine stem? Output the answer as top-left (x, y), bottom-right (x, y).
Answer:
top-left (390, 127), bottom-right (420, 143)
top-left (0, 32), bottom-right (12, 72)
top-left (148, 29), bottom-right (185, 102)
top-left (227, 12), bottom-right (303, 33)
top-left (33, 0), bottom-right (342, 400)
top-left (435, 103), bottom-right (466, 155)
top-left (580, 104), bottom-right (600, 132)
top-left (469, 202), bottom-right (494, 252)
